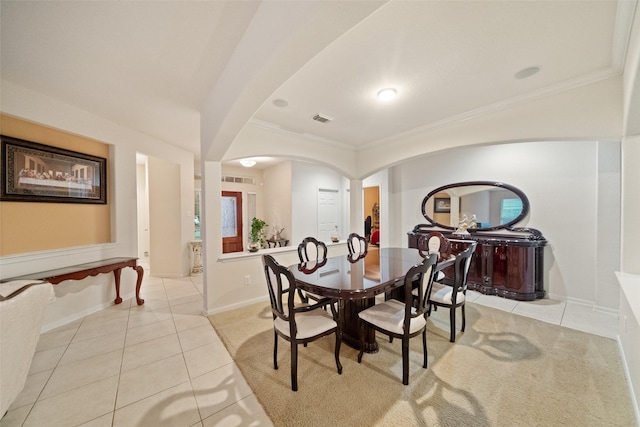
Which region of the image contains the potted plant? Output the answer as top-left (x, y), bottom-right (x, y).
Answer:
top-left (249, 217), bottom-right (268, 251)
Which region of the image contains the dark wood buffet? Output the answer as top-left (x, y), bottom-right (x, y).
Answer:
top-left (411, 180), bottom-right (547, 301)
top-left (408, 226), bottom-right (546, 301)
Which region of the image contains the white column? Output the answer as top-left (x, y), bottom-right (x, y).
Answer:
top-left (349, 179), bottom-right (364, 236)
top-left (201, 160), bottom-right (222, 315)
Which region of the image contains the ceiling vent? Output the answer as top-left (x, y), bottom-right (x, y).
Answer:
top-left (312, 114), bottom-right (334, 123)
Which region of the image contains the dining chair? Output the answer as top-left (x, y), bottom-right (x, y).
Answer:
top-left (297, 237), bottom-right (331, 304)
top-left (357, 253), bottom-right (438, 385)
top-left (298, 236), bottom-right (328, 262)
top-left (417, 231), bottom-right (451, 262)
top-left (416, 232), bottom-right (450, 282)
top-left (262, 254), bottom-right (342, 391)
top-left (426, 242), bottom-right (477, 342)
top-left (347, 233), bottom-right (368, 256)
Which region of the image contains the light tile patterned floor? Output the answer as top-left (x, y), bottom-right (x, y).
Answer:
top-left (1, 275), bottom-right (618, 426)
top-left (1, 273), bottom-right (273, 427)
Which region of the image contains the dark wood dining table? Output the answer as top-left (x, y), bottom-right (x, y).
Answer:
top-left (289, 247), bottom-right (454, 353)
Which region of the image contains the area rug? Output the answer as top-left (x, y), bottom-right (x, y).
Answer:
top-left (209, 301), bottom-right (635, 426)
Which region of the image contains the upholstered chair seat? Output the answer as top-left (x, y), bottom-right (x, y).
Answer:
top-left (274, 308), bottom-right (338, 339)
top-left (419, 281), bottom-right (465, 305)
top-left (262, 254), bottom-right (342, 391)
top-left (357, 254), bottom-right (438, 385)
top-left (358, 299), bottom-right (427, 335)
top-left (425, 242), bottom-right (477, 342)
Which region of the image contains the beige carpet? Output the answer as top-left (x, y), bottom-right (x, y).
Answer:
top-left (209, 301), bottom-right (635, 426)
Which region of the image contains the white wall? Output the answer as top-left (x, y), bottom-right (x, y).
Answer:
top-left (362, 77), bottom-right (622, 179)
top-left (204, 160), bottom-right (351, 314)
top-left (263, 161), bottom-right (292, 243)
top-left (621, 135), bottom-right (640, 273)
top-left (148, 156), bottom-right (185, 277)
top-left (0, 81), bottom-right (195, 330)
top-left (291, 161), bottom-right (350, 243)
top-left (220, 164), bottom-right (267, 250)
top-left (622, 2), bottom-right (640, 137)
top-left (618, 9), bottom-right (640, 418)
top-left (390, 140), bottom-right (620, 309)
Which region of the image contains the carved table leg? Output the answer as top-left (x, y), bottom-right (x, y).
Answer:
top-left (134, 265), bottom-right (145, 305)
top-left (113, 268), bottom-right (123, 304)
top-left (339, 298), bottom-right (379, 353)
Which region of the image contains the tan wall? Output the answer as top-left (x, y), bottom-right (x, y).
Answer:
top-left (432, 191), bottom-right (452, 226)
top-left (0, 114), bottom-right (111, 255)
top-left (364, 186), bottom-right (379, 228)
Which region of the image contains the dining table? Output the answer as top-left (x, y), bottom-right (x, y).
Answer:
top-left (289, 247), bottom-right (454, 353)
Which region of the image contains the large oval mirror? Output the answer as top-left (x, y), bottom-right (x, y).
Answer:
top-left (421, 181), bottom-right (529, 232)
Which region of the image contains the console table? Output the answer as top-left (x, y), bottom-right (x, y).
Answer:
top-left (408, 228), bottom-right (546, 301)
top-left (266, 238), bottom-right (289, 248)
top-left (1, 257), bottom-right (144, 305)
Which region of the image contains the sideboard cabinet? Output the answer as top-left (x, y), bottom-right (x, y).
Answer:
top-left (408, 228), bottom-right (546, 301)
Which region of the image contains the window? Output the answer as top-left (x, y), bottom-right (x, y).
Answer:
top-left (194, 189), bottom-right (201, 240)
top-left (500, 198), bottom-right (522, 224)
top-left (247, 192), bottom-right (256, 230)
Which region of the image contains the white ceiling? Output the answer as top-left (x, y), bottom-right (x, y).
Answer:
top-left (1, 1), bottom-right (636, 164)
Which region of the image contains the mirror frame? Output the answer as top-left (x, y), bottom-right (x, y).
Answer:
top-left (421, 181), bottom-right (530, 232)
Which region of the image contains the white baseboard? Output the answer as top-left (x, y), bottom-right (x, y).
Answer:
top-left (203, 295), bottom-right (269, 316)
top-left (40, 291), bottom-right (134, 333)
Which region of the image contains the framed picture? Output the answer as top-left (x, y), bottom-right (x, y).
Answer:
top-left (1, 135), bottom-right (107, 204)
top-left (434, 197), bottom-right (451, 213)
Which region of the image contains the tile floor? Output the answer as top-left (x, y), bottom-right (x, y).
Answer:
top-left (1, 273), bottom-right (618, 427)
top-left (1, 273), bottom-right (272, 427)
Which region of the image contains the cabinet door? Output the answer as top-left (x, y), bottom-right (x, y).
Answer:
top-left (467, 244), bottom-right (485, 286)
top-left (492, 245), bottom-right (534, 293)
top-left (442, 241), bottom-right (484, 287)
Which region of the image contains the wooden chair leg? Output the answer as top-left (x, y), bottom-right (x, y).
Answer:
top-left (273, 332), bottom-right (278, 370)
top-left (461, 304), bottom-right (466, 332)
top-left (422, 329), bottom-right (428, 368)
top-left (402, 337), bottom-right (410, 385)
top-left (450, 307), bottom-right (456, 343)
top-left (296, 289), bottom-right (309, 304)
top-left (335, 330), bottom-right (343, 374)
top-left (291, 342), bottom-right (298, 391)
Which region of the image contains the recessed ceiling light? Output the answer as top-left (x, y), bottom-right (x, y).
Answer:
top-left (240, 159), bottom-right (256, 168)
top-left (377, 88), bottom-right (397, 101)
top-left (514, 66), bottom-right (540, 79)
top-left (272, 99), bottom-right (288, 108)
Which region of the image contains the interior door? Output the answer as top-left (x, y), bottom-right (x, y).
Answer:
top-left (222, 191), bottom-right (243, 254)
top-left (318, 188), bottom-right (339, 242)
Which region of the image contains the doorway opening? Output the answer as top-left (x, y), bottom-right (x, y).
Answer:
top-left (364, 186), bottom-right (380, 245)
top-left (136, 154), bottom-right (150, 270)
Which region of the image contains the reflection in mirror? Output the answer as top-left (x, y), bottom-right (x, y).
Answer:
top-left (421, 181), bottom-right (529, 231)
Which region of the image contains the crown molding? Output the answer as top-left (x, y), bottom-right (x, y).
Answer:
top-left (364, 68), bottom-right (622, 150)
